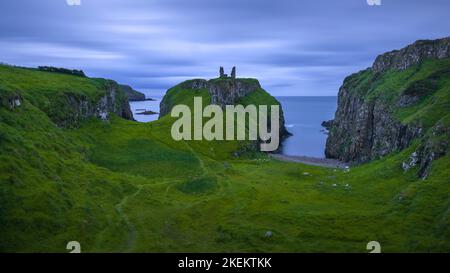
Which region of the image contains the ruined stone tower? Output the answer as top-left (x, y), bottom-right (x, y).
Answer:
top-left (231, 66), bottom-right (236, 79)
top-left (219, 67), bottom-right (236, 79)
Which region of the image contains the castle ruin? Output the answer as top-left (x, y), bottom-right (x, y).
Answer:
top-left (219, 66), bottom-right (236, 79)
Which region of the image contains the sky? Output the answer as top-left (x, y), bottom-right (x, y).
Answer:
top-left (0, 0), bottom-right (449, 97)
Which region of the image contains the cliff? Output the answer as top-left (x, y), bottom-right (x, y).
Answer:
top-left (325, 37), bottom-right (450, 178)
top-left (48, 80), bottom-right (134, 127)
top-left (372, 38), bottom-right (450, 73)
top-left (159, 78), bottom-right (264, 116)
top-left (0, 64), bottom-right (133, 127)
top-left (119, 84), bottom-right (147, 101)
top-left (159, 76), bottom-right (289, 151)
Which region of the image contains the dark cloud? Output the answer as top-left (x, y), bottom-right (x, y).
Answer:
top-left (0, 0), bottom-right (449, 96)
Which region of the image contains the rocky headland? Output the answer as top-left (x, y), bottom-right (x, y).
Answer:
top-left (325, 37), bottom-right (450, 178)
top-left (159, 67), bottom-right (290, 150)
top-left (120, 84), bottom-right (151, 101)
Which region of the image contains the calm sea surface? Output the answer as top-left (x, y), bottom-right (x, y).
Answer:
top-left (129, 98), bottom-right (161, 123)
top-left (276, 96), bottom-right (337, 158)
top-left (130, 96), bottom-right (337, 158)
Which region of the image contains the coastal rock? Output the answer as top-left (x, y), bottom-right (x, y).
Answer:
top-left (372, 37), bottom-right (450, 73)
top-left (136, 110), bottom-right (158, 115)
top-left (325, 38), bottom-right (450, 164)
top-left (50, 80), bottom-right (133, 127)
top-left (321, 120), bottom-right (333, 131)
top-left (120, 84), bottom-right (146, 101)
top-left (159, 78), bottom-right (261, 114)
top-left (159, 70), bottom-right (290, 149)
top-left (325, 84), bottom-right (422, 162)
top-left (180, 79), bottom-right (209, 90)
top-left (208, 78), bottom-right (260, 106)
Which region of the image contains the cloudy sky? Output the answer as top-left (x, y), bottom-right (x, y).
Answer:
top-left (0, 0), bottom-right (449, 96)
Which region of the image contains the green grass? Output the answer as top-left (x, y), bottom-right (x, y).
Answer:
top-left (159, 83), bottom-right (211, 116)
top-left (0, 64), bottom-right (106, 105)
top-left (0, 63), bottom-right (449, 252)
top-left (0, 64), bottom-right (130, 127)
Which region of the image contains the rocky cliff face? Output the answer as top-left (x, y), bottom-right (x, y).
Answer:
top-left (48, 80), bottom-right (133, 127)
top-left (373, 38), bottom-right (450, 73)
top-left (325, 38), bottom-right (450, 176)
top-left (208, 78), bottom-right (261, 106)
top-left (160, 78), bottom-right (263, 116)
top-left (0, 64), bottom-right (134, 127)
top-left (325, 81), bottom-right (422, 162)
top-left (120, 84), bottom-right (146, 101)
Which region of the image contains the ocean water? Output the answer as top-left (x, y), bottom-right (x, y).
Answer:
top-left (129, 98), bottom-right (162, 123)
top-left (276, 96), bottom-right (337, 158)
top-left (130, 96), bottom-right (337, 158)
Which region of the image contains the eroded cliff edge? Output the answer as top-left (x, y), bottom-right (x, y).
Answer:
top-left (120, 84), bottom-right (147, 101)
top-left (325, 37), bottom-right (450, 178)
top-left (0, 65), bottom-right (134, 127)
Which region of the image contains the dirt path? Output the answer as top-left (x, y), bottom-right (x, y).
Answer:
top-left (269, 153), bottom-right (348, 169)
top-left (115, 185), bottom-right (143, 252)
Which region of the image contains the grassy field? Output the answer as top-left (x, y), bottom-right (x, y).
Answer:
top-left (68, 116), bottom-right (450, 253)
top-left (0, 64), bottom-right (449, 252)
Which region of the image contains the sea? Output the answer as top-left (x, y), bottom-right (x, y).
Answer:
top-left (130, 96), bottom-right (337, 158)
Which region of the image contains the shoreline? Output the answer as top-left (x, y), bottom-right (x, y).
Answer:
top-left (269, 153), bottom-right (348, 169)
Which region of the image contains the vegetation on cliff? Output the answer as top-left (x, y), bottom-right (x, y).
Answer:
top-left (119, 84), bottom-right (147, 101)
top-left (326, 38), bottom-right (450, 180)
top-left (0, 55), bottom-right (449, 252)
top-left (159, 77), bottom-right (289, 149)
top-left (0, 64), bottom-right (133, 127)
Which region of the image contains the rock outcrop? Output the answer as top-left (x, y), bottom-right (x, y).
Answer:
top-left (0, 93), bottom-right (22, 109)
top-left (119, 84), bottom-right (147, 101)
top-left (159, 70), bottom-right (265, 116)
top-left (325, 38), bottom-right (450, 173)
top-left (321, 120), bottom-right (333, 131)
top-left (209, 78), bottom-right (261, 107)
top-left (325, 83), bottom-right (422, 162)
top-left (414, 121), bottom-right (449, 178)
top-left (159, 69), bottom-right (290, 149)
top-left (49, 80), bottom-right (133, 127)
top-left (372, 37), bottom-right (450, 73)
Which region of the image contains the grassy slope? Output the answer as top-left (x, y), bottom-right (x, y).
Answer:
top-left (0, 65), bottom-right (449, 252)
top-left (0, 64), bottom-right (107, 109)
top-left (0, 64), bottom-right (130, 127)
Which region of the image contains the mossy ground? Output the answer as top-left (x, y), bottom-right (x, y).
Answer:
top-left (0, 65), bottom-right (449, 252)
